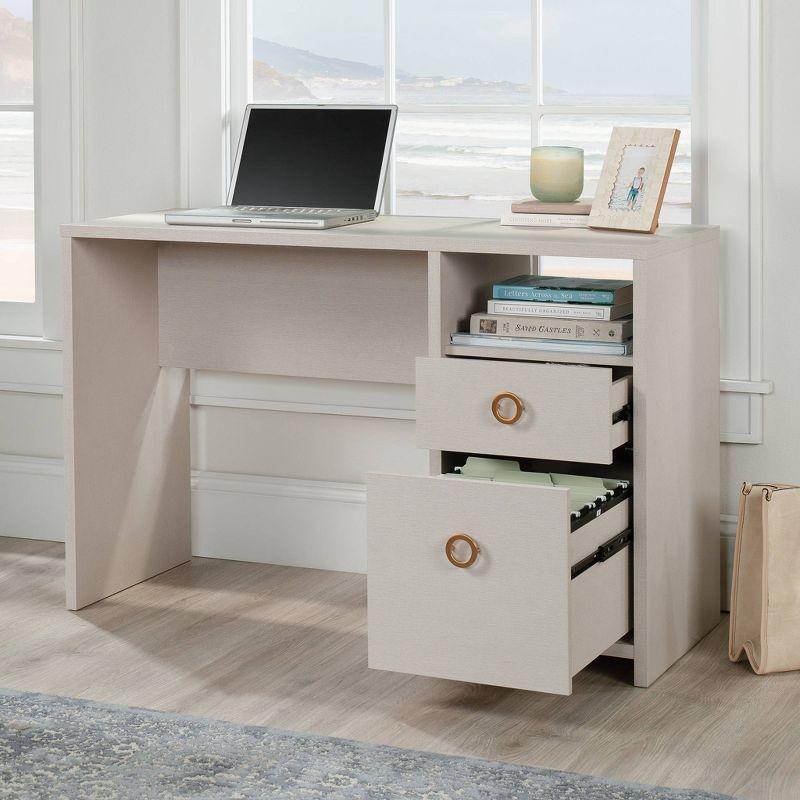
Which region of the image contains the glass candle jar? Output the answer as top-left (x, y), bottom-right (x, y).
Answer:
top-left (529, 146), bottom-right (584, 203)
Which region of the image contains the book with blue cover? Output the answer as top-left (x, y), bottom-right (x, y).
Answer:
top-left (492, 275), bottom-right (633, 305)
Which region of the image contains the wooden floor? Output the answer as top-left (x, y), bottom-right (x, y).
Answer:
top-left (2, 537), bottom-right (799, 799)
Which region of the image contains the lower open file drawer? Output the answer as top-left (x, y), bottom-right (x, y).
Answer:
top-left (367, 473), bottom-right (631, 695)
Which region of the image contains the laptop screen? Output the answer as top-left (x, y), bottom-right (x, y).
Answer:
top-left (230, 107), bottom-right (394, 210)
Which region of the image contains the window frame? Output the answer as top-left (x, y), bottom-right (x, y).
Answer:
top-left (0, 0), bottom-right (75, 340)
top-left (233, 0), bottom-right (697, 219)
top-left (0, 4), bottom-right (41, 335)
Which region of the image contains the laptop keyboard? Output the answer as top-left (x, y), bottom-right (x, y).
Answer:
top-left (232, 206), bottom-right (349, 215)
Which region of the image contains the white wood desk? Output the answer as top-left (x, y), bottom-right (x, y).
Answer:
top-left (61, 213), bottom-right (720, 690)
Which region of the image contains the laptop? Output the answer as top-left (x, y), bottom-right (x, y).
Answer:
top-left (165, 104), bottom-right (397, 230)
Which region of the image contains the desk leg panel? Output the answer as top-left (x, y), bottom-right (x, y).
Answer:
top-left (64, 238), bottom-right (191, 610)
top-left (632, 240), bottom-right (721, 686)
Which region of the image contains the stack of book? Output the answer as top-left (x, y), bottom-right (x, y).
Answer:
top-left (500, 198), bottom-right (592, 228)
top-left (451, 275), bottom-right (633, 356)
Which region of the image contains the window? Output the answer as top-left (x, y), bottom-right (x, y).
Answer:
top-left (0, 0), bottom-right (39, 334)
top-left (247, 0), bottom-right (691, 222)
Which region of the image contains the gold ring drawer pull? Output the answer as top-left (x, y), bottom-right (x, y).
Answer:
top-left (491, 392), bottom-right (524, 425)
top-left (446, 533), bottom-right (480, 568)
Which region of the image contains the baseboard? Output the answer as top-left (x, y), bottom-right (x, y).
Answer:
top-left (190, 470), bottom-right (367, 573)
top-left (0, 454), bottom-right (65, 541)
top-left (0, 453), bottom-right (737, 593)
top-left (720, 514), bottom-right (737, 612)
top-left (0, 455), bottom-right (368, 572)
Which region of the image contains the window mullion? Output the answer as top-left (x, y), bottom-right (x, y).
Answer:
top-left (397, 104), bottom-right (530, 114)
top-left (531, 0), bottom-right (542, 147)
top-left (540, 105), bottom-right (691, 116)
top-left (394, 104), bottom-right (689, 116)
top-left (383, 0), bottom-right (397, 214)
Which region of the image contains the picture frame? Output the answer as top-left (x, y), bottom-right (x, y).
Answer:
top-left (588, 127), bottom-right (680, 233)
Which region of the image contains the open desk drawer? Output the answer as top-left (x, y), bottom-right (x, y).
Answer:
top-left (415, 357), bottom-right (631, 464)
top-left (367, 473), bottom-right (631, 695)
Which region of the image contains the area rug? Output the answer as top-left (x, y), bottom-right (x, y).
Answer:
top-left (0, 689), bottom-right (735, 799)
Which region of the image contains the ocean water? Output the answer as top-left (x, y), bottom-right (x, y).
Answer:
top-left (0, 113), bottom-right (35, 302)
top-left (0, 93), bottom-right (691, 221)
top-left (394, 103), bottom-right (690, 220)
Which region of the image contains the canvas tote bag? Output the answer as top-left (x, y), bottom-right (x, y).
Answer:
top-left (729, 482), bottom-right (800, 674)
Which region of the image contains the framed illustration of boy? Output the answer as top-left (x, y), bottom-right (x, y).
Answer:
top-left (589, 127), bottom-right (680, 233)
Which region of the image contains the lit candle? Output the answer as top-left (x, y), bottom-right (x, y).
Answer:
top-left (530, 146), bottom-right (584, 203)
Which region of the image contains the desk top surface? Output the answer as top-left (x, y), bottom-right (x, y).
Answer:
top-left (62, 212), bottom-right (718, 260)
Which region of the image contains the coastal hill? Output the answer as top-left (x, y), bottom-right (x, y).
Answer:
top-left (253, 60), bottom-right (315, 100)
top-left (0, 8), bottom-right (33, 102)
top-left (253, 38), bottom-right (564, 98)
top-left (254, 38), bottom-right (382, 81)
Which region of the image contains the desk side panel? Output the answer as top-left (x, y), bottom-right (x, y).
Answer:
top-left (158, 244), bottom-right (427, 384)
top-left (64, 238), bottom-right (191, 610)
top-left (632, 238), bottom-right (721, 686)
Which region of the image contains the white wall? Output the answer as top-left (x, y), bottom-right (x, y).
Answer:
top-left (722, 0), bottom-right (800, 506)
top-left (80, 0), bottom-right (181, 220)
top-left (2, 2), bottom-right (797, 593)
top-left (0, 0), bottom-right (182, 537)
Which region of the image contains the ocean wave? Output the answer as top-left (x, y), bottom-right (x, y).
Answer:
top-left (0, 127), bottom-right (34, 136)
top-left (397, 154), bottom-right (528, 170)
top-left (395, 146), bottom-right (691, 181)
top-left (398, 141), bottom-right (691, 162)
top-left (399, 118), bottom-right (690, 158)
top-left (399, 143), bottom-right (531, 158)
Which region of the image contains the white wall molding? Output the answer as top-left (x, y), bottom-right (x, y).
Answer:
top-left (191, 394), bottom-right (414, 420)
top-left (191, 469), bottom-right (367, 573)
top-left (709, 0), bottom-right (765, 446)
top-left (0, 454), bottom-right (368, 572)
top-left (0, 453), bottom-right (64, 478)
top-left (180, 0), bottom-right (229, 208)
top-left (0, 343), bottom-right (63, 394)
top-left (0, 336), bottom-right (62, 350)
top-left (0, 382), bottom-right (62, 396)
top-left (720, 513), bottom-right (738, 612)
top-left (720, 379), bottom-right (772, 394)
top-left (0, 450), bottom-right (738, 605)
top-left (190, 370), bottom-right (415, 421)
top-left (720, 377), bottom-right (772, 445)
top-left (69, 0), bottom-right (85, 226)
top-left (191, 470), bottom-right (365, 505)
top-left (0, 356), bottom-right (771, 440)
top-left (0, 454), bottom-right (65, 541)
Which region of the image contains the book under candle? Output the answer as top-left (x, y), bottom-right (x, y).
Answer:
top-left (510, 198), bottom-right (593, 215)
top-left (500, 213), bottom-right (589, 228)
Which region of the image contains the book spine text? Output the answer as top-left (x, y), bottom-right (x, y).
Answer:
top-left (487, 300), bottom-right (612, 320)
top-left (500, 213), bottom-right (589, 227)
top-left (471, 314), bottom-right (631, 341)
top-left (492, 286), bottom-right (616, 304)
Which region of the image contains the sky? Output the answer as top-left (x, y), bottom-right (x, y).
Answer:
top-left (253, 0), bottom-right (691, 97)
top-left (1, 0), bottom-right (31, 20)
